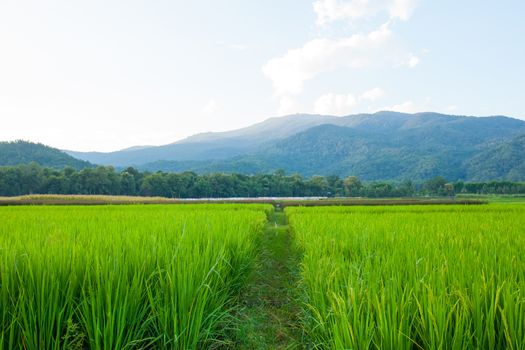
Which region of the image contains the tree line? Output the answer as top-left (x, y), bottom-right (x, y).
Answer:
top-left (0, 163), bottom-right (524, 198)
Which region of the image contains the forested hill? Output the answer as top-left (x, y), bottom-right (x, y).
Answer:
top-left (0, 141), bottom-right (92, 170)
top-left (464, 134), bottom-right (525, 181)
top-left (135, 112), bottom-right (525, 181)
top-left (241, 123), bottom-right (525, 181)
top-left (4, 112), bottom-right (525, 181)
top-left (66, 111), bottom-right (525, 169)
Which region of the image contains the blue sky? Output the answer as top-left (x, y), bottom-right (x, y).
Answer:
top-left (0, 0), bottom-right (524, 151)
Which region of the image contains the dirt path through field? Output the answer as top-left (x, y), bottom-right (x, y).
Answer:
top-left (234, 207), bottom-right (302, 349)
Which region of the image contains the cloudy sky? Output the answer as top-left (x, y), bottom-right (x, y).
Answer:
top-left (1, 0), bottom-right (524, 151)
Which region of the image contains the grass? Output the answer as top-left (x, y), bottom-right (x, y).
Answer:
top-left (2, 201), bottom-right (523, 349)
top-left (234, 209), bottom-right (302, 349)
top-left (0, 194), bottom-right (485, 206)
top-left (457, 193), bottom-right (525, 203)
top-left (287, 204), bottom-right (525, 349)
top-left (0, 204), bottom-right (271, 349)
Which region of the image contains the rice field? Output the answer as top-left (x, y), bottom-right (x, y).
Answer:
top-left (287, 204), bottom-right (525, 349)
top-left (1, 203), bottom-right (524, 349)
top-left (0, 204), bottom-right (270, 349)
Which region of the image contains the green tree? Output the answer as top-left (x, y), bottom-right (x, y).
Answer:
top-left (343, 176), bottom-right (362, 197)
top-left (140, 173), bottom-right (169, 197)
top-left (306, 176), bottom-right (329, 196)
top-left (423, 176), bottom-right (448, 196)
top-left (120, 171), bottom-right (137, 195)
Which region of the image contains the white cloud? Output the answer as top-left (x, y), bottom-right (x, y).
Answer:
top-left (379, 99), bottom-right (461, 115)
top-left (201, 99), bottom-right (219, 115)
top-left (360, 87), bottom-right (385, 101)
top-left (313, 0), bottom-right (418, 26)
top-left (278, 96), bottom-right (300, 115)
top-left (385, 100), bottom-right (419, 113)
top-left (314, 93), bottom-right (358, 115)
top-left (264, 0), bottom-right (420, 115)
top-left (406, 53), bottom-right (420, 67)
top-left (314, 87), bottom-right (386, 115)
top-left (389, 0), bottom-right (418, 21)
top-left (313, 0), bottom-right (372, 26)
top-left (228, 43), bottom-right (248, 51)
top-left (263, 25), bottom-right (392, 96)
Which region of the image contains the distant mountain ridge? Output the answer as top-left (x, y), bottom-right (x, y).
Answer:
top-left (136, 121), bottom-right (525, 181)
top-left (66, 111), bottom-right (525, 166)
top-left (5, 111), bottom-right (525, 181)
top-left (0, 141), bottom-right (92, 169)
top-left (65, 113), bottom-right (338, 165)
top-left (70, 111), bottom-right (525, 181)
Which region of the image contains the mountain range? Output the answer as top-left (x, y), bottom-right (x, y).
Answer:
top-left (66, 111), bottom-right (525, 181)
top-left (2, 111), bottom-right (525, 181)
top-left (0, 141), bottom-right (91, 170)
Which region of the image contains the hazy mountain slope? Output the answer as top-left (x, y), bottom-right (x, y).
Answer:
top-left (65, 111), bottom-right (525, 168)
top-left (0, 141), bottom-right (92, 169)
top-left (137, 114), bottom-right (525, 181)
top-left (67, 141), bottom-right (252, 166)
top-left (258, 118), bottom-right (525, 180)
top-left (182, 113), bottom-right (336, 143)
top-left (65, 114), bottom-right (337, 166)
top-left (250, 124), bottom-right (478, 179)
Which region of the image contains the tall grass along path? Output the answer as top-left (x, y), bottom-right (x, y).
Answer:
top-left (0, 204), bottom-right (271, 349)
top-left (233, 206), bottom-right (302, 349)
top-left (2, 203), bottom-right (524, 349)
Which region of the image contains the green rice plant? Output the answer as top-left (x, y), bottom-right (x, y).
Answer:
top-left (0, 204), bottom-right (270, 349)
top-left (287, 204), bottom-right (525, 349)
